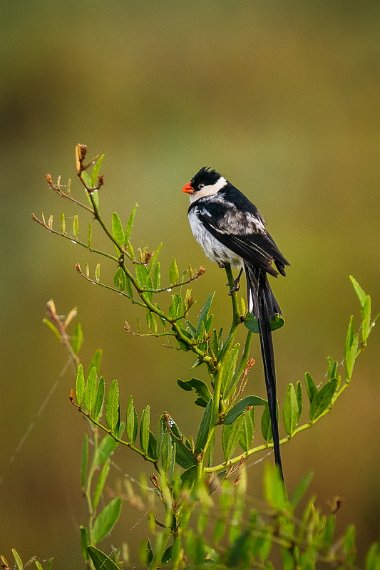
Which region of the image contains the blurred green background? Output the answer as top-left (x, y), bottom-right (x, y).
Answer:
top-left (1, 1), bottom-right (379, 566)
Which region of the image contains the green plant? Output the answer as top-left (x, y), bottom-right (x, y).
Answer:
top-left (0, 549), bottom-right (53, 570)
top-left (25, 144), bottom-right (379, 569)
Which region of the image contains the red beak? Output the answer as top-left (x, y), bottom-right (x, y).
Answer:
top-left (182, 182), bottom-right (193, 194)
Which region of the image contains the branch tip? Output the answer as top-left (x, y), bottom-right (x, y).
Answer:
top-left (75, 143), bottom-right (87, 173)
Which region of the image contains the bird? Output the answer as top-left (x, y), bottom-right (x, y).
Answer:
top-left (182, 166), bottom-right (289, 480)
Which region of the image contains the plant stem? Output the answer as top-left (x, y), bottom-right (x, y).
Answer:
top-left (204, 380), bottom-right (353, 474)
top-left (224, 264), bottom-right (242, 332)
top-left (72, 402), bottom-right (159, 468)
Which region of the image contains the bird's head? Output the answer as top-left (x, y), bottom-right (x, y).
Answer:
top-left (182, 167), bottom-right (227, 199)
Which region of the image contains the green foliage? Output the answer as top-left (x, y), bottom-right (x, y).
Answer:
top-left (87, 546), bottom-right (119, 570)
top-left (177, 377), bottom-right (212, 407)
top-left (283, 382), bottom-right (300, 436)
top-left (0, 549), bottom-right (53, 569)
top-left (28, 145), bottom-right (379, 569)
top-left (92, 498), bottom-right (122, 544)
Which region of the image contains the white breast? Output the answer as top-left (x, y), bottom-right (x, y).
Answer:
top-left (188, 209), bottom-right (243, 268)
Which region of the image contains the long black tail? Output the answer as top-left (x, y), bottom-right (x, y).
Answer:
top-left (245, 263), bottom-right (284, 481)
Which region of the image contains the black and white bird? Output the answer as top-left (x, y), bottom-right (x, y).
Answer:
top-left (182, 167), bottom-right (289, 480)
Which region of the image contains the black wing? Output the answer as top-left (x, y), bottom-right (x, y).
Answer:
top-left (192, 196), bottom-right (288, 277)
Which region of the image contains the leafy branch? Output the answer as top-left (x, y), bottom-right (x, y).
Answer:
top-left (33, 144), bottom-right (379, 568)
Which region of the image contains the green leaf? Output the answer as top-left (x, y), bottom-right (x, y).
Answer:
top-left (87, 222), bottom-right (93, 248)
top-left (43, 318), bottom-right (61, 341)
top-left (124, 273), bottom-right (133, 298)
top-left (11, 549), bottom-right (23, 570)
top-left (160, 429), bottom-right (174, 473)
top-left (135, 263), bottom-right (151, 290)
top-left (93, 377), bottom-right (105, 421)
top-left (195, 399), bottom-right (213, 453)
top-left (239, 408), bottom-right (254, 452)
top-left (145, 539), bottom-right (154, 565)
top-left (150, 259), bottom-right (161, 290)
top-left (76, 364), bottom-right (85, 406)
top-left (113, 266), bottom-right (126, 291)
top-left (90, 154), bottom-right (105, 187)
top-left (181, 465), bottom-right (197, 489)
top-left (80, 526), bottom-right (89, 562)
top-left (169, 258), bottom-right (180, 285)
top-left (219, 344), bottom-right (240, 394)
top-left (218, 331), bottom-right (235, 361)
top-left (84, 366), bottom-right (98, 415)
top-left (94, 434), bottom-right (118, 467)
top-left (148, 431), bottom-right (157, 461)
top-left (146, 310), bottom-right (158, 333)
top-left (304, 372), bottom-right (318, 403)
top-left (94, 263), bottom-right (101, 282)
top-left (140, 405), bottom-right (151, 454)
top-left (81, 169), bottom-right (92, 189)
top-left (224, 395), bottom-right (266, 425)
top-left (92, 497), bottom-right (122, 544)
top-left (210, 329), bottom-right (220, 358)
top-left (72, 214), bottom-right (79, 239)
top-left (327, 357), bottom-right (338, 381)
top-left (124, 203), bottom-right (138, 245)
top-left (91, 189), bottom-right (100, 208)
top-left (345, 315), bottom-right (359, 381)
top-left (244, 313), bottom-right (260, 333)
top-left (283, 383), bottom-right (299, 437)
top-left (162, 544), bottom-right (173, 564)
top-left (114, 267), bottom-right (133, 297)
top-left (196, 292), bottom-right (215, 337)
top-left (349, 275), bottom-right (367, 307)
top-left (105, 379), bottom-right (120, 433)
top-left (174, 438), bottom-right (196, 469)
top-left (35, 561), bottom-right (44, 570)
top-left (244, 313), bottom-right (285, 333)
top-left (366, 542), bottom-right (380, 570)
top-left (163, 417), bottom-right (196, 469)
top-left (263, 462), bottom-right (287, 510)
top-left (223, 418), bottom-right (244, 460)
top-left (321, 514), bottom-right (336, 550)
top-left (310, 378), bottom-right (338, 420)
top-left (177, 378), bottom-right (212, 407)
top-left (342, 524), bottom-right (356, 563)
top-left (126, 396), bottom-right (138, 443)
top-left (87, 546), bottom-right (120, 570)
top-left (89, 348), bottom-right (103, 374)
top-left (93, 459), bottom-right (111, 510)
top-left (290, 472), bottom-right (313, 508)
top-left (81, 432), bottom-right (89, 488)
top-left (225, 529), bottom-right (253, 566)
top-left (71, 322), bottom-right (84, 354)
top-left (111, 212), bottom-right (125, 245)
top-left (60, 212), bottom-right (66, 233)
top-left (270, 313), bottom-right (285, 331)
top-left (361, 294), bottom-right (372, 345)
top-left (169, 293), bottom-right (185, 319)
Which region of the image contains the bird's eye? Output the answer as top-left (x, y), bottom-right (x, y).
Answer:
top-left (198, 183), bottom-right (204, 190)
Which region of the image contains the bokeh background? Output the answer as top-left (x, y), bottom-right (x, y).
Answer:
top-left (1, 1), bottom-right (379, 566)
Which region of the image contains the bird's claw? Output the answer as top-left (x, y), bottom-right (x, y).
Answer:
top-left (227, 268), bottom-right (243, 295)
top-left (227, 279), bottom-right (240, 295)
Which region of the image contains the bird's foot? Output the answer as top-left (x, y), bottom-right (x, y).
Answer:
top-left (227, 269), bottom-right (243, 295)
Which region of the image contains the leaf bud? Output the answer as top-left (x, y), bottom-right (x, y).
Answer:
top-left (75, 143), bottom-right (87, 173)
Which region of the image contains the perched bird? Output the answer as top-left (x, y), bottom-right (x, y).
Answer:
top-left (182, 167), bottom-right (289, 480)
